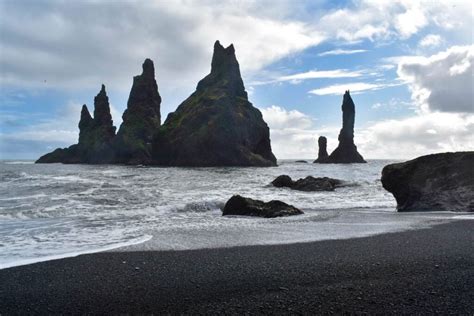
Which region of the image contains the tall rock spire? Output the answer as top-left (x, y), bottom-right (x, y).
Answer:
top-left (78, 104), bottom-right (93, 145)
top-left (323, 91), bottom-right (366, 163)
top-left (115, 58), bottom-right (162, 164)
top-left (153, 40), bottom-right (276, 166)
top-left (92, 84), bottom-right (116, 142)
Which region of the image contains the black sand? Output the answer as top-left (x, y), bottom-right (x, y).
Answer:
top-left (1, 220), bottom-right (473, 314)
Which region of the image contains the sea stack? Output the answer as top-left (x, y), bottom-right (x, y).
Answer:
top-left (36, 85), bottom-right (117, 163)
top-left (313, 136), bottom-right (329, 163)
top-left (324, 91), bottom-right (365, 163)
top-left (114, 59), bottom-right (162, 164)
top-left (153, 40), bottom-right (276, 166)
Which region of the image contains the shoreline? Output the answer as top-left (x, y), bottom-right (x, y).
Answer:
top-left (1, 220), bottom-right (472, 314)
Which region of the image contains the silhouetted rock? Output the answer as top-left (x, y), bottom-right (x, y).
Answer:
top-left (115, 59), bottom-right (162, 164)
top-left (381, 152), bottom-right (474, 212)
top-left (295, 160), bottom-right (308, 163)
top-left (222, 195), bottom-right (303, 218)
top-left (324, 91), bottom-right (365, 163)
top-left (37, 85), bottom-right (116, 164)
top-left (313, 136), bottom-right (329, 163)
top-left (153, 41), bottom-right (276, 166)
top-left (271, 175), bottom-right (343, 191)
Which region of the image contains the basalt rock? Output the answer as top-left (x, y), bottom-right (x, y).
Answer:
top-left (153, 41), bottom-right (276, 166)
top-left (313, 136), bottom-right (329, 163)
top-left (36, 85), bottom-right (116, 164)
top-left (324, 91), bottom-right (365, 163)
top-left (114, 59), bottom-right (162, 164)
top-left (271, 175), bottom-right (343, 191)
top-left (381, 152), bottom-right (474, 212)
top-left (222, 195), bottom-right (303, 218)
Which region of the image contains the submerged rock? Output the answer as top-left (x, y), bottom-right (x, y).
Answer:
top-left (381, 152), bottom-right (474, 212)
top-left (153, 41), bottom-right (276, 166)
top-left (115, 59), bottom-right (162, 164)
top-left (271, 175), bottom-right (343, 191)
top-left (323, 91), bottom-right (365, 163)
top-left (222, 195), bottom-right (303, 218)
top-left (295, 160), bottom-right (308, 163)
top-left (313, 136), bottom-right (329, 163)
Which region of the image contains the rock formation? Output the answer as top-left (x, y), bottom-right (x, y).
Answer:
top-left (313, 136), bottom-right (329, 163)
top-left (381, 152), bottom-right (474, 212)
top-left (36, 85), bottom-right (116, 164)
top-left (322, 91), bottom-right (365, 163)
top-left (153, 41), bottom-right (276, 166)
top-left (114, 59), bottom-right (162, 164)
top-left (271, 175), bottom-right (343, 191)
top-left (222, 195), bottom-right (303, 218)
top-left (37, 41), bottom-right (277, 167)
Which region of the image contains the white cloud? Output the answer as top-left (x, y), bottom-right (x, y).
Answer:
top-left (260, 105), bottom-right (338, 159)
top-left (0, 1), bottom-right (324, 92)
top-left (419, 34), bottom-right (443, 47)
top-left (318, 49), bottom-right (367, 56)
top-left (359, 112), bottom-right (474, 159)
top-left (308, 82), bottom-right (401, 96)
top-left (397, 45), bottom-right (473, 113)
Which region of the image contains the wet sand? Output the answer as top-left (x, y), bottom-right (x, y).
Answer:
top-left (0, 220), bottom-right (472, 314)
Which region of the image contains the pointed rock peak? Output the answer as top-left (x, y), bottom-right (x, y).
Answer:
top-left (142, 58), bottom-right (155, 78)
top-left (343, 90), bottom-right (353, 103)
top-left (80, 104), bottom-right (92, 119)
top-left (211, 40), bottom-right (239, 74)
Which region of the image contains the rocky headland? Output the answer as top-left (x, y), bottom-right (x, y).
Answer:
top-left (381, 152), bottom-right (474, 212)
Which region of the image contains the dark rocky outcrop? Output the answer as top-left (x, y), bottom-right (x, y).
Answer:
top-left (153, 41), bottom-right (276, 166)
top-left (271, 175), bottom-right (343, 191)
top-left (381, 152), bottom-right (474, 212)
top-left (37, 41), bottom-right (276, 167)
top-left (36, 85), bottom-right (116, 164)
top-left (295, 160), bottom-right (308, 163)
top-left (222, 195), bottom-right (303, 218)
top-left (322, 91), bottom-right (365, 163)
top-left (313, 136), bottom-right (329, 163)
top-left (114, 59), bottom-right (162, 164)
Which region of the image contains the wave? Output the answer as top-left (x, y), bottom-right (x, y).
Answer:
top-left (176, 201), bottom-right (224, 213)
top-left (0, 234), bottom-right (152, 270)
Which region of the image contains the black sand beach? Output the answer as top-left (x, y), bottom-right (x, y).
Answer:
top-left (1, 220), bottom-right (473, 314)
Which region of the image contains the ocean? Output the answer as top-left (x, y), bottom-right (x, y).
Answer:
top-left (0, 159), bottom-right (466, 269)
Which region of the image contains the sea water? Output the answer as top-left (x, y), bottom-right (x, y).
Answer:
top-left (0, 159), bottom-right (468, 269)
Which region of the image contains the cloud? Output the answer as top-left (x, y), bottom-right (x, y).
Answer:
top-left (0, 0), bottom-right (324, 92)
top-left (397, 45), bottom-right (473, 113)
top-left (308, 82), bottom-right (401, 96)
top-left (317, 49), bottom-right (367, 56)
top-left (419, 34), bottom-right (443, 48)
top-left (259, 105), bottom-right (338, 159)
top-left (359, 112), bottom-right (474, 159)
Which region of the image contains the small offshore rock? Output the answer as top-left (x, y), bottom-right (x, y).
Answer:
top-left (222, 195), bottom-right (303, 218)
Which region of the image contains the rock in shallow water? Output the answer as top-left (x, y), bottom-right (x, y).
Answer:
top-left (381, 152), bottom-right (474, 212)
top-left (222, 195), bottom-right (303, 218)
top-left (271, 175), bottom-right (343, 191)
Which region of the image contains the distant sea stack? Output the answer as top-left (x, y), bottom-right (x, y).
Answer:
top-left (318, 91), bottom-right (366, 164)
top-left (36, 85), bottom-right (117, 164)
top-left (114, 59), bottom-right (162, 164)
top-left (381, 152), bottom-right (474, 212)
top-left (36, 41), bottom-right (276, 167)
top-left (152, 41), bottom-right (276, 166)
top-left (313, 136), bottom-right (328, 163)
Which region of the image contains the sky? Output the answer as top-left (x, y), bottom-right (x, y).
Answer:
top-left (0, 0), bottom-right (473, 160)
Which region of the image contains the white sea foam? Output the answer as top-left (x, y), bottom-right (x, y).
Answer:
top-left (0, 160), bottom-right (467, 269)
